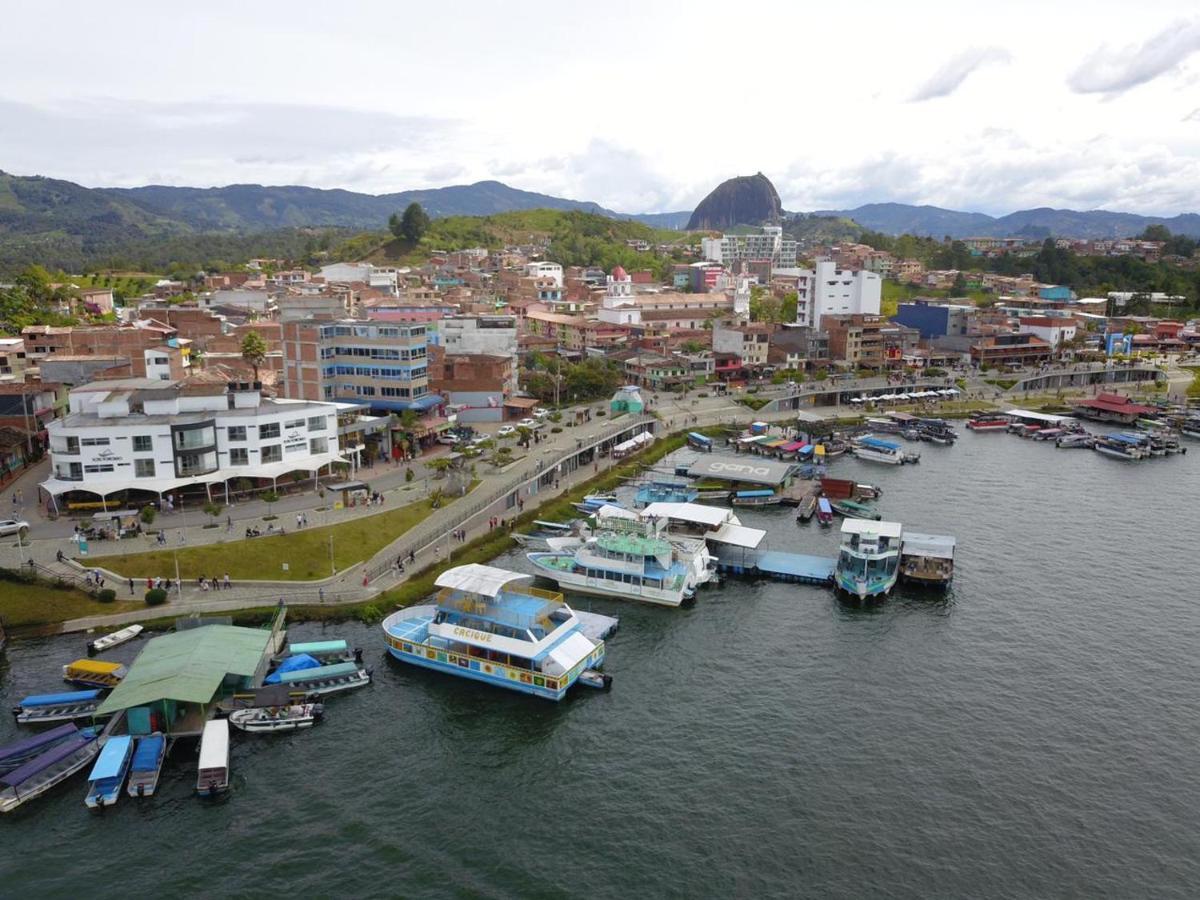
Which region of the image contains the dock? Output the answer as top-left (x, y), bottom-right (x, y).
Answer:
top-left (749, 552), bottom-right (837, 584)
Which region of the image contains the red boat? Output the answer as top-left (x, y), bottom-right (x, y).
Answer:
top-left (966, 414), bottom-right (1010, 431)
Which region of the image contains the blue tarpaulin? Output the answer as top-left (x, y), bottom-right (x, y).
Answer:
top-left (264, 654), bottom-right (322, 684)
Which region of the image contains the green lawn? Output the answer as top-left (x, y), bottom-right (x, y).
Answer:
top-left (0, 578), bottom-right (143, 627)
top-left (90, 486), bottom-right (474, 581)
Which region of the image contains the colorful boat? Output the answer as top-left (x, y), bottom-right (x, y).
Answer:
top-left (0, 727), bottom-right (100, 813)
top-left (829, 498), bottom-right (881, 520)
top-left (62, 659), bottom-right (127, 688)
top-left (12, 689), bottom-right (105, 725)
top-left (966, 414), bottom-right (1010, 431)
top-left (267, 661), bottom-right (371, 696)
top-left (730, 489), bottom-right (780, 507)
top-left (851, 435), bottom-right (917, 465)
top-left (816, 497), bottom-right (834, 526)
top-left (834, 519), bottom-right (903, 601)
top-left (229, 702), bottom-right (323, 733)
top-left (126, 734), bottom-right (167, 798)
top-left (1093, 432), bottom-right (1151, 460)
top-left (84, 735), bottom-right (134, 809)
top-left (0, 723), bottom-right (87, 774)
top-left (634, 481), bottom-right (699, 507)
top-left (382, 564), bottom-right (610, 701)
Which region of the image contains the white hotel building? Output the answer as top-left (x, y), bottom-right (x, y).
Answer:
top-left (791, 258), bottom-right (882, 329)
top-left (42, 377), bottom-right (345, 508)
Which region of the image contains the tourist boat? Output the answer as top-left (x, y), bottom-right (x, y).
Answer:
top-left (0, 723), bottom-right (89, 774)
top-left (1031, 427), bottom-right (1064, 442)
top-left (834, 519), bottom-right (903, 601)
top-left (513, 519), bottom-right (589, 550)
top-left (966, 413), bottom-right (1010, 431)
top-left (795, 494), bottom-right (817, 523)
top-left (1093, 432), bottom-right (1151, 460)
top-left (267, 661), bottom-right (372, 696)
top-left (816, 497), bottom-right (834, 526)
top-left (12, 689), bottom-right (105, 725)
top-left (382, 564), bottom-right (611, 701)
top-left (900, 533), bottom-right (956, 588)
top-left (829, 498), bottom-right (881, 520)
top-left (528, 516), bottom-right (708, 607)
top-left (855, 483), bottom-right (883, 499)
top-left (1147, 432), bottom-right (1183, 456)
top-left (84, 735), bottom-right (134, 809)
top-left (851, 435), bottom-right (918, 465)
top-left (865, 417), bottom-right (902, 434)
top-left (634, 481), bottom-right (699, 507)
top-left (196, 719), bottom-right (230, 798)
top-left (916, 418), bottom-right (957, 445)
top-left (87, 624), bottom-right (143, 656)
top-left (730, 489), bottom-right (780, 507)
top-left (0, 727), bottom-right (100, 813)
top-left (62, 659), bottom-right (127, 688)
top-left (1055, 432), bottom-right (1094, 449)
top-left (229, 702), bottom-right (323, 733)
top-left (1180, 418), bottom-right (1200, 439)
top-left (126, 734), bottom-right (167, 798)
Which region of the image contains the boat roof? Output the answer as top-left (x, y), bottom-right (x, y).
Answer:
top-left (735, 489), bottom-right (775, 497)
top-left (0, 724), bottom-right (79, 765)
top-left (21, 690), bottom-right (102, 707)
top-left (1005, 408), bottom-right (1073, 425)
top-left (434, 564), bottom-right (533, 598)
top-left (88, 735), bottom-right (133, 781)
top-left (595, 530), bottom-right (671, 557)
top-left (131, 734), bottom-right (165, 770)
top-left (841, 519), bottom-right (903, 538)
top-left (859, 436), bottom-right (900, 450)
top-left (198, 719), bottom-right (229, 769)
top-left (640, 501), bottom-right (730, 527)
top-left (818, 497), bottom-right (833, 513)
top-left (708, 523), bottom-right (766, 549)
top-left (687, 431), bottom-right (712, 443)
top-left (902, 532), bottom-right (957, 559)
top-left (276, 661), bottom-right (359, 682)
top-left (1107, 432), bottom-right (1149, 443)
top-left (687, 455), bottom-right (793, 486)
top-left (65, 659), bottom-right (125, 674)
top-left (286, 640), bottom-right (348, 656)
top-left (0, 735), bottom-right (90, 789)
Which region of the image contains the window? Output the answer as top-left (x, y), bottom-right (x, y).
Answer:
top-left (64, 436), bottom-right (79, 454)
top-left (133, 435), bottom-right (153, 452)
top-left (229, 447), bottom-right (249, 466)
top-left (134, 459), bottom-right (155, 478)
top-left (307, 416), bottom-right (326, 432)
top-left (84, 464), bottom-right (115, 473)
top-left (81, 437), bottom-right (110, 446)
top-left (309, 437), bottom-right (328, 455)
top-left (261, 444), bottom-right (282, 463)
top-left (259, 422), bottom-right (280, 440)
top-left (227, 425), bottom-right (246, 442)
top-left (284, 419), bottom-right (305, 429)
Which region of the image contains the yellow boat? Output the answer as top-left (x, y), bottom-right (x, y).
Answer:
top-left (62, 658), bottom-right (127, 688)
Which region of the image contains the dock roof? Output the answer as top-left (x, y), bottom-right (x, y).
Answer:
top-left (640, 501), bottom-right (731, 528)
top-left (95, 626), bottom-right (271, 715)
top-left (687, 455), bottom-right (794, 486)
top-left (901, 532), bottom-right (956, 559)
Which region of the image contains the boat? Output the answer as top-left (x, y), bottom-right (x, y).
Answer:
top-left (62, 659), bottom-right (127, 688)
top-left (816, 497), bottom-right (834, 526)
top-left (84, 735), bottom-right (134, 809)
top-left (0, 727), bottom-right (100, 813)
top-left (796, 494), bottom-right (817, 523)
top-left (126, 734), bottom-right (167, 798)
top-left (12, 689), bottom-right (105, 725)
top-left (581, 493), bottom-right (618, 505)
top-left (851, 435), bottom-right (916, 465)
top-left (834, 519), bottom-right (903, 601)
top-left (87, 624), bottom-right (143, 656)
top-left (277, 639), bottom-right (361, 665)
top-left (1180, 418), bottom-right (1200, 439)
top-left (1093, 432), bottom-right (1151, 460)
top-left (573, 497), bottom-right (624, 515)
top-left (730, 489), bottom-right (780, 507)
top-left (512, 519), bottom-right (589, 550)
top-left (528, 515), bottom-right (709, 607)
top-left (0, 723), bottom-right (89, 774)
top-left (966, 413), bottom-right (1010, 431)
top-left (196, 719), bottom-right (230, 798)
top-left (634, 481), bottom-right (699, 507)
top-left (900, 533), bottom-right (956, 588)
top-left (266, 660), bottom-right (372, 696)
top-left (382, 564), bottom-right (610, 701)
top-left (1055, 432), bottom-right (1094, 449)
top-left (829, 498), bottom-right (881, 520)
top-left (229, 702), bottom-right (323, 733)
top-left (1030, 427), bottom-right (1064, 442)
top-left (916, 418), bottom-right (957, 445)
top-left (865, 417), bottom-right (902, 434)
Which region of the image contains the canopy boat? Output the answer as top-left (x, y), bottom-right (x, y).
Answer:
top-left (196, 719), bottom-right (230, 798)
top-left (851, 435), bottom-right (914, 465)
top-left (265, 657), bottom-right (372, 696)
top-left (84, 735), bottom-right (134, 809)
top-left (62, 659), bottom-right (127, 688)
top-left (829, 498), bottom-right (881, 520)
top-left (1030, 427), bottom-right (1065, 442)
top-left (13, 689), bottom-right (105, 725)
top-left (1180, 418), bottom-right (1200, 439)
top-left (816, 497), bottom-right (834, 526)
top-left (0, 723), bottom-right (88, 774)
top-left (900, 533), bottom-right (956, 588)
top-left (916, 418), bottom-right (957, 445)
top-left (730, 489), bottom-right (780, 507)
top-left (382, 564), bottom-right (611, 701)
top-left (966, 413), bottom-right (1010, 431)
top-left (795, 494), bottom-right (817, 523)
top-left (277, 639), bottom-right (359, 664)
top-left (1055, 432), bottom-right (1094, 449)
top-left (0, 728), bottom-right (100, 813)
top-left (834, 519), bottom-right (903, 601)
top-left (1093, 432), bottom-right (1151, 460)
top-left (126, 734), bottom-right (167, 798)
top-left (686, 432), bottom-right (714, 452)
top-left (229, 702), bottom-right (323, 733)
top-left (634, 481), bottom-right (699, 508)
top-left (573, 497), bottom-right (624, 515)
top-left (87, 624), bottom-right (143, 656)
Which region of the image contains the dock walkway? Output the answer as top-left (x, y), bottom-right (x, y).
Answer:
top-left (751, 552), bottom-right (836, 584)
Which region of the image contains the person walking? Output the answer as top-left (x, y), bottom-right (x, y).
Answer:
top-left (128, 577), bottom-right (134, 596)
top-left (223, 572), bottom-right (231, 590)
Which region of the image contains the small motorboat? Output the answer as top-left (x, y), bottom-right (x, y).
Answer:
top-left (84, 735), bottom-right (134, 809)
top-left (576, 670), bottom-right (612, 691)
top-left (855, 484), bottom-right (883, 500)
top-left (816, 497), bottom-right (834, 526)
top-left (87, 624), bottom-right (143, 656)
top-left (830, 498), bottom-right (882, 520)
top-left (13, 689), bottom-right (105, 725)
top-left (795, 494), bottom-right (817, 523)
top-left (229, 702), bottom-right (324, 733)
top-left (126, 734), bottom-right (167, 798)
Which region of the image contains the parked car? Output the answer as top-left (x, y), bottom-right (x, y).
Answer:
top-left (0, 519), bottom-right (30, 537)
top-left (436, 435), bottom-right (458, 445)
top-left (533, 408), bottom-right (550, 419)
top-left (496, 425), bottom-right (516, 437)
top-left (517, 418), bottom-right (538, 430)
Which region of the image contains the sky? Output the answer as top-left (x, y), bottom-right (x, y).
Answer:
top-left (4, 0), bottom-right (1200, 216)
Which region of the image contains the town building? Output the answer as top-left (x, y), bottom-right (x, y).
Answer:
top-left (1018, 316), bottom-right (1077, 352)
top-left (42, 377), bottom-right (343, 509)
top-left (0, 339), bottom-right (28, 383)
top-left (893, 300), bottom-right (978, 338)
top-left (969, 333), bottom-right (1052, 367)
top-left (701, 226), bottom-right (798, 270)
top-left (429, 349), bottom-right (518, 423)
top-left (794, 259), bottom-right (881, 329)
top-left (712, 321), bottom-right (772, 368)
top-left (824, 314), bottom-right (886, 369)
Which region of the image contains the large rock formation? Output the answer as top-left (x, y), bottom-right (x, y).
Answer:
top-left (686, 172), bottom-right (782, 231)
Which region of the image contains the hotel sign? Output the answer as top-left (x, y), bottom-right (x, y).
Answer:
top-left (283, 430), bottom-right (307, 453)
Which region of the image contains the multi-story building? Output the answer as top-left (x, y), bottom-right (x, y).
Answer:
top-left (21, 324), bottom-right (191, 380)
top-left (712, 321), bottom-right (772, 368)
top-left (622, 353), bottom-right (690, 390)
top-left (769, 325), bottom-right (829, 370)
top-left (893, 300), bottom-right (979, 338)
top-left (969, 333), bottom-right (1052, 367)
top-left (794, 260), bottom-right (881, 329)
top-left (524, 262), bottom-right (563, 287)
top-left (1018, 316), bottom-right (1077, 352)
top-left (824, 314), bottom-right (886, 369)
top-left (280, 319), bottom-right (435, 413)
top-left (0, 339), bottom-right (28, 382)
top-left (701, 226), bottom-right (798, 269)
top-left (42, 377), bottom-right (342, 508)
top-left (895, 259), bottom-right (926, 284)
top-left (429, 350), bottom-right (517, 423)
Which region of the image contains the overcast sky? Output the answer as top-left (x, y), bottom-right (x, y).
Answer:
top-left (4, 0), bottom-right (1200, 216)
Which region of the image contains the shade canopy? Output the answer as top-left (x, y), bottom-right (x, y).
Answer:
top-left (434, 563), bottom-right (532, 598)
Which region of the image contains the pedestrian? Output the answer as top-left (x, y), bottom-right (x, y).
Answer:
top-left (10, 494), bottom-right (15, 510)
top-left (15, 489), bottom-right (21, 507)
top-left (128, 577), bottom-right (134, 595)
top-left (296, 513), bottom-right (303, 529)
top-left (409, 549), bottom-right (415, 563)
top-left (224, 572), bottom-right (230, 590)
top-left (146, 577), bottom-right (153, 590)
top-left (178, 531), bottom-right (185, 545)
top-left (319, 587), bottom-right (325, 602)
top-left (226, 515), bottom-right (233, 532)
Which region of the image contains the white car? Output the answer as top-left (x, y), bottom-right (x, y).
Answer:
top-left (0, 519), bottom-right (30, 536)
top-left (496, 425), bottom-right (516, 437)
top-left (533, 409), bottom-right (550, 420)
top-left (517, 418), bottom-right (538, 429)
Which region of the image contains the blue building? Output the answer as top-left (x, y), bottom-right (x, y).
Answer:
top-left (1038, 285), bottom-right (1074, 302)
top-left (893, 300), bottom-right (976, 338)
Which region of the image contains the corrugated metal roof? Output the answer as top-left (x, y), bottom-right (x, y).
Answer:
top-left (687, 456), bottom-right (794, 486)
top-left (95, 626), bottom-right (271, 715)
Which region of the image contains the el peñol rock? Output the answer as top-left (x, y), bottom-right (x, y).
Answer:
top-left (686, 172), bottom-right (782, 231)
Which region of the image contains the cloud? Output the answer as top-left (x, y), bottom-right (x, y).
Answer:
top-left (1185, 107), bottom-right (1200, 122)
top-left (910, 47), bottom-right (1011, 102)
top-left (1068, 20), bottom-right (1200, 95)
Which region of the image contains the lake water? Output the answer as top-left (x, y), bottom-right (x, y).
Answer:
top-left (2, 432), bottom-right (1199, 898)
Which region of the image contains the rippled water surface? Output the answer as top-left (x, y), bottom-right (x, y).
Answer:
top-left (2, 433), bottom-right (1199, 898)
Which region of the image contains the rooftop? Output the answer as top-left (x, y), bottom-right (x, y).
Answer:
top-left (687, 455), bottom-right (794, 486)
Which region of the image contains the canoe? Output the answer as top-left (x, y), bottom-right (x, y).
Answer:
top-left (830, 499), bottom-right (882, 520)
top-left (87, 624), bottom-right (143, 656)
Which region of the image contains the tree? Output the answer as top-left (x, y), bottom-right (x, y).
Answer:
top-left (1139, 224), bottom-right (1172, 243)
top-left (426, 458), bottom-right (453, 479)
top-left (951, 272), bottom-right (969, 295)
top-left (202, 501), bottom-right (222, 524)
top-left (240, 330), bottom-right (268, 381)
top-left (397, 203), bottom-right (431, 243)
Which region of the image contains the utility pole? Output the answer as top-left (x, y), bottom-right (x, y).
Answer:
top-left (174, 550), bottom-right (182, 597)
top-left (329, 533), bottom-right (335, 576)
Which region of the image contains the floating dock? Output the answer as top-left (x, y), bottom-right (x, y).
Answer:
top-left (751, 552), bottom-right (837, 584)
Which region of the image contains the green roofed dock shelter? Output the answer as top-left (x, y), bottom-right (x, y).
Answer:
top-left (95, 607), bottom-right (286, 738)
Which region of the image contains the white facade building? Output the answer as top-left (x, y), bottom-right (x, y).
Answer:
top-left (437, 315), bottom-right (518, 358)
top-left (598, 265), bottom-right (639, 325)
top-left (701, 226), bottom-right (798, 270)
top-left (794, 259), bottom-right (882, 329)
top-left (319, 262), bottom-right (373, 283)
top-left (42, 378), bottom-right (344, 506)
top-left (1018, 317), bottom-right (1077, 351)
top-left (524, 261), bottom-right (563, 287)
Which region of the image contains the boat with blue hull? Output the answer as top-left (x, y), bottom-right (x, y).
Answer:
top-left (834, 519), bottom-right (903, 601)
top-left (12, 689), bottom-right (105, 724)
top-left (1093, 432), bottom-right (1152, 460)
top-left (84, 735), bottom-right (134, 809)
top-left (126, 734), bottom-right (167, 798)
top-left (382, 564), bottom-right (612, 701)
